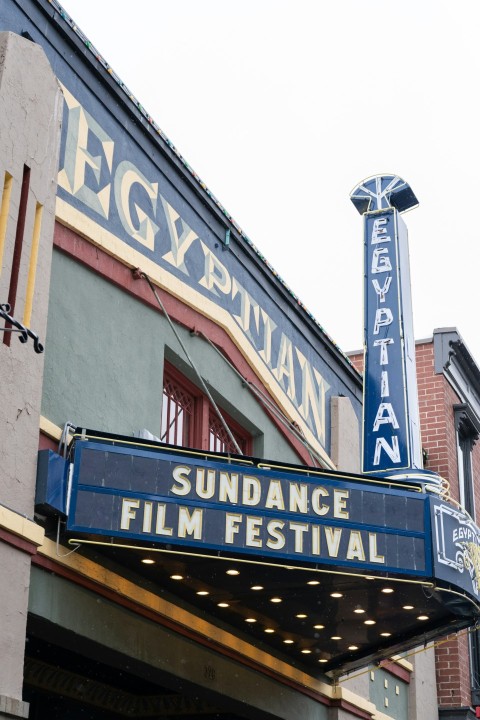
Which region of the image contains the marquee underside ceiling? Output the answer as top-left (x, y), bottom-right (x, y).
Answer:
top-left (76, 541), bottom-right (472, 678)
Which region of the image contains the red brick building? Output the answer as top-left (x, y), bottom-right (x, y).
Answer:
top-left (350, 328), bottom-right (480, 720)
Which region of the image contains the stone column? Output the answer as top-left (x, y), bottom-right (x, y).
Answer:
top-left (0, 31), bottom-right (62, 718)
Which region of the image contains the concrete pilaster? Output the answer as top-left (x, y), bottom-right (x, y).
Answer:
top-left (0, 31), bottom-right (62, 714)
top-left (331, 396), bottom-right (361, 473)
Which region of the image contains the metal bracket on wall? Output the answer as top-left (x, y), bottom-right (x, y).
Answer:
top-left (0, 302), bottom-right (44, 353)
top-left (223, 228), bottom-right (230, 250)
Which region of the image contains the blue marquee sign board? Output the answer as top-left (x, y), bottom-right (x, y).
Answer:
top-left (358, 188), bottom-right (422, 475)
top-left (66, 439), bottom-right (430, 576)
top-left (36, 437), bottom-right (480, 604)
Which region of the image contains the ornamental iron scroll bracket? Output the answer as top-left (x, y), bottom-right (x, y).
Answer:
top-left (0, 303), bottom-right (44, 353)
top-left (350, 174), bottom-right (419, 215)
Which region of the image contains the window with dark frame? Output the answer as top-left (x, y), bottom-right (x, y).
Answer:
top-left (454, 404), bottom-right (480, 701)
top-left (454, 404), bottom-right (478, 517)
top-left (208, 412), bottom-right (249, 455)
top-left (161, 375), bottom-right (194, 447)
top-left (161, 362), bottom-right (251, 455)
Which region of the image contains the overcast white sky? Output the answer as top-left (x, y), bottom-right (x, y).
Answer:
top-left (64, 0), bottom-right (480, 363)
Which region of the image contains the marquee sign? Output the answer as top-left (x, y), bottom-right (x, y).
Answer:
top-left (36, 433), bottom-right (480, 608)
top-left (351, 176), bottom-right (422, 475)
top-left (64, 438), bottom-right (430, 576)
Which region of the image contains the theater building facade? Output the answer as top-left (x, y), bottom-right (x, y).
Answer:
top-left (0, 2), bottom-right (479, 719)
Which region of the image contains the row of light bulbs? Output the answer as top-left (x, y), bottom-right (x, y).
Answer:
top-left (140, 560), bottom-right (430, 660)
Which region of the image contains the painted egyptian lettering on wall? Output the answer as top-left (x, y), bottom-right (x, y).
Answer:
top-left (55, 84), bottom-right (360, 457)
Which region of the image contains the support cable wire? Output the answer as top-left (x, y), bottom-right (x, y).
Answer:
top-left (134, 268), bottom-right (330, 467)
top-left (55, 516), bottom-right (80, 557)
top-left (135, 270), bottom-right (242, 455)
top-left (199, 331), bottom-right (328, 469)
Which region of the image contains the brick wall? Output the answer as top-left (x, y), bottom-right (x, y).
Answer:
top-left (435, 633), bottom-right (471, 708)
top-left (416, 342), bottom-right (459, 496)
top-left (473, 426), bottom-right (480, 523)
top-left (349, 351), bottom-right (363, 375)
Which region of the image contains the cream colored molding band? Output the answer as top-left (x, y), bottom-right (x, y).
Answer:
top-left (40, 416), bottom-right (63, 441)
top-left (0, 504), bottom-right (45, 547)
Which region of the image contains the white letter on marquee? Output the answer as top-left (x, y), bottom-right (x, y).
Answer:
top-left (178, 507), bottom-right (203, 539)
top-left (120, 499), bottom-right (139, 530)
top-left (242, 476), bottom-right (261, 506)
top-left (369, 533), bottom-right (385, 563)
top-left (246, 517), bottom-right (263, 548)
top-left (267, 520), bottom-right (286, 549)
top-left (346, 531), bottom-right (365, 561)
top-left (225, 513), bottom-right (242, 543)
top-left (290, 522), bottom-right (309, 553)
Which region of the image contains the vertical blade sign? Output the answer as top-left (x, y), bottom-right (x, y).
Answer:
top-left (350, 175), bottom-right (422, 475)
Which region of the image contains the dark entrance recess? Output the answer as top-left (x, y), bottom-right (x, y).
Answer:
top-left (25, 621), bottom-right (253, 720)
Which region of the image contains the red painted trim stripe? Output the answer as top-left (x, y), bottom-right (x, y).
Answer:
top-left (39, 431), bottom-right (58, 452)
top-left (379, 658), bottom-right (411, 684)
top-left (0, 527), bottom-right (39, 556)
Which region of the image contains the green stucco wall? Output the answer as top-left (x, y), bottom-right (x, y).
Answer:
top-left (42, 250), bottom-right (165, 436)
top-left (369, 667), bottom-right (408, 720)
